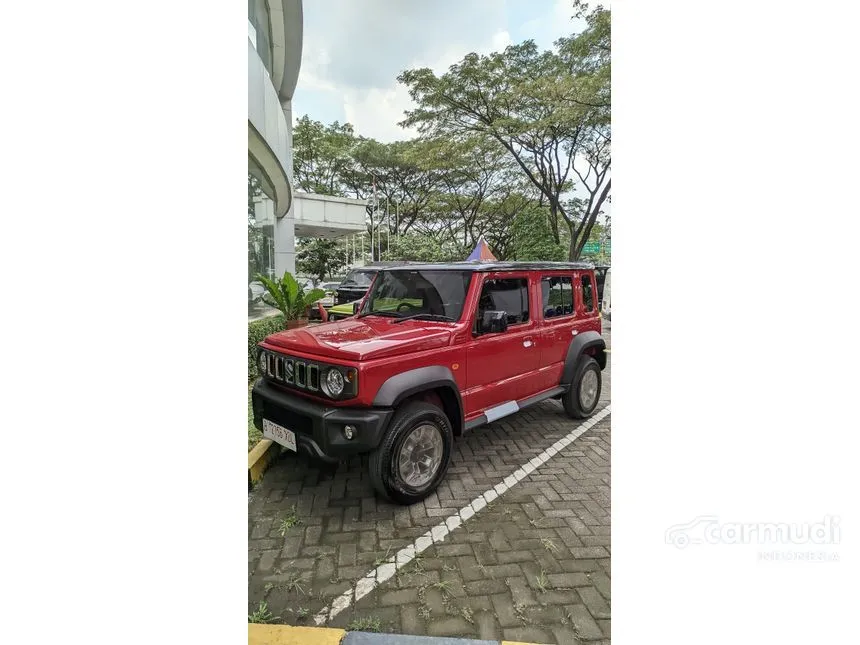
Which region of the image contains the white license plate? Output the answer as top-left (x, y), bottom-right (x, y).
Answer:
top-left (262, 419), bottom-right (297, 452)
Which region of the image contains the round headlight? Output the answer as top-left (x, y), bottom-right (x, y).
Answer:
top-left (258, 351), bottom-right (267, 375)
top-left (324, 368), bottom-right (345, 396)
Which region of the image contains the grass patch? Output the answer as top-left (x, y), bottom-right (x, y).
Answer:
top-left (248, 382), bottom-right (262, 451)
top-left (541, 537), bottom-right (560, 554)
top-left (347, 616), bottom-right (382, 632)
top-left (535, 569), bottom-right (550, 593)
top-left (278, 506), bottom-right (302, 534)
top-left (248, 600), bottom-right (276, 624)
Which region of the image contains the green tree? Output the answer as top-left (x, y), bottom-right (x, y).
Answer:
top-left (511, 205), bottom-right (567, 261)
top-left (292, 116), bottom-right (356, 196)
top-left (296, 238), bottom-right (347, 284)
top-left (397, 2), bottom-right (610, 260)
top-left (382, 233), bottom-right (462, 263)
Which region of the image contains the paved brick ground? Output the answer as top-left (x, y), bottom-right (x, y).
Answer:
top-left (249, 324), bottom-right (610, 643)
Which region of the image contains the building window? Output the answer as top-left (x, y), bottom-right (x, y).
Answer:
top-left (541, 276), bottom-right (574, 318)
top-left (248, 0), bottom-right (273, 75)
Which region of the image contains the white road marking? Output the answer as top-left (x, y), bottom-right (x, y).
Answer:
top-left (312, 405), bottom-right (611, 625)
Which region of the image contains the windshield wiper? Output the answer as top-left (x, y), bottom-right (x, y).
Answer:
top-left (392, 313), bottom-right (456, 324)
top-left (356, 310), bottom-right (399, 319)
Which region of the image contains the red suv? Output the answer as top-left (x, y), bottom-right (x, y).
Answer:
top-left (253, 262), bottom-right (607, 505)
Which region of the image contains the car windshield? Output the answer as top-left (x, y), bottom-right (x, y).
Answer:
top-left (359, 270), bottom-right (472, 321)
top-left (341, 270), bottom-right (375, 287)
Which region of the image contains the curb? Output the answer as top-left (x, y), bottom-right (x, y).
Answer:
top-left (248, 625), bottom-right (546, 645)
top-left (248, 439), bottom-right (282, 488)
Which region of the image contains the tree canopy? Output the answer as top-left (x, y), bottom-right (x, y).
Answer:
top-left (284, 2), bottom-right (610, 263)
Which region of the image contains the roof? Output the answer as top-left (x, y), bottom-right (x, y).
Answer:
top-left (379, 261), bottom-right (596, 272)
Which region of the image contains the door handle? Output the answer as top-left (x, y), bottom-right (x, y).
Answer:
top-left (523, 337), bottom-right (534, 348)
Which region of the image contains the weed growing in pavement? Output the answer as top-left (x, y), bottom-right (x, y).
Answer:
top-left (541, 537), bottom-right (560, 554)
top-left (373, 546), bottom-right (393, 567)
top-left (513, 602), bottom-right (531, 624)
top-left (280, 571), bottom-right (307, 595)
top-left (248, 601), bottom-right (276, 624)
top-left (278, 506), bottom-right (302, 535)
top-left (410, 553), bottom-right (426, 573)
top-left (348, 616), bottom-right (382, 632)
top-left (536, 569), bottom-right (550, 593)
top-left (295, 607), bottom-right (309, 619)
top-left (418, 605), bottom-right (431, 619)
top-left (432, 580), bottom-right (453, 598)
top-left (460, 606), bottom-right (474, 624)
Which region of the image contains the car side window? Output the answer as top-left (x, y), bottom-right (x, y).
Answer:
top-left (541, 276), bottom-right (574, 318)
top-left (477, 278), bottom-right (529, 330)
top-left (581, 274), bottom-right (595, 312)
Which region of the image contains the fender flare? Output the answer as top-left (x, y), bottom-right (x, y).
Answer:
top-left (561, 330), bottom-right (607, 385)
top-left (372, 365), bottom-right (464, 435)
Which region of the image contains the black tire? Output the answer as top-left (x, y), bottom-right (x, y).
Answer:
top-left (562, 356), bottom-right (602, 419)
top-left (369, 401), bottom-right (453, 505)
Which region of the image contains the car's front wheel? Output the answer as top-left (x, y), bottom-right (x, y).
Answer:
top-left (369, 401), bottom-right (453, 505)
top-left (562, 356), bottom-right (602, 419)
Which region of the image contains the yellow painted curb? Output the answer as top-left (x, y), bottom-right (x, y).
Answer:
top-left (248, 438), bottom-right (282, 485)
top-left (248, 624), bottom-right (345, 645)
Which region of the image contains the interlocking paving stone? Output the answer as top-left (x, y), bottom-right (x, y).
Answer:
top-left (248, 325), bottom-right (611, 643)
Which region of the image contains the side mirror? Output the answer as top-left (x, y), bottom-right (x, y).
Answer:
top-left (480, 310), bottom-right (508, 334)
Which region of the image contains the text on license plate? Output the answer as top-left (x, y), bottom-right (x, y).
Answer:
top-left (262, 419), bottom-right (297, 452)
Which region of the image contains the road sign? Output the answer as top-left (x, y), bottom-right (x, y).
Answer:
top-left (582, 241), bottom-right (600, 254)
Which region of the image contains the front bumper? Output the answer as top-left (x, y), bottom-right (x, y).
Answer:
top-left (251, 378), bottom-right (393, 461)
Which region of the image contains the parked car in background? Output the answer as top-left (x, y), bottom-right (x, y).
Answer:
top-left (335, 262), bottom-right (415, 305)
top-left (601, 268), bottom-right (611, 320)
top-left (594, 265), bottom-right (610, 310)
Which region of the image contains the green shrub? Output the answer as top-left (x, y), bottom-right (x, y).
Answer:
top-left (248, 314), bottom-right (285, 380)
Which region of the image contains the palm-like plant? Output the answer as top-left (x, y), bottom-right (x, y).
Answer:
top-left (255, 271), bottom-right (326, 327)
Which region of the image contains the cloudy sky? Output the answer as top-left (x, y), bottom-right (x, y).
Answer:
top-left (292, 0), bottom-right (584, 142)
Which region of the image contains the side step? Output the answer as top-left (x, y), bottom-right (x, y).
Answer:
top-left (464, 386), bottom-right (567, 432)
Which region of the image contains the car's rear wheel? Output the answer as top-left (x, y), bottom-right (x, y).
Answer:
top-left (562, 356), bottom-right (602, 419)
top-left (369, 401), bottom-right (453, 505)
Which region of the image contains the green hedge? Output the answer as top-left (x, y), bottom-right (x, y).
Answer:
top-left (248, 315), bottom-right (285, 380)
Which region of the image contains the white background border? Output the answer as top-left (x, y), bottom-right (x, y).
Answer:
top-left (0, 1), bottom-right (858, 643)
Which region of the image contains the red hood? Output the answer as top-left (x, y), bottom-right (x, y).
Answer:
top-left (262, 317), bottom-right (454, 361)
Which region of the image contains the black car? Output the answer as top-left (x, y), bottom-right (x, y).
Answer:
top-left (335, 262), bottom-right (415, 305)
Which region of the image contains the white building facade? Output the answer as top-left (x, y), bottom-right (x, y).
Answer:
top-left (248, 0), bottom-right (366, 288)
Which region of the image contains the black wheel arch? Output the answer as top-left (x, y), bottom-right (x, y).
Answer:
top-left (561, 330), bottom-right (607, 385)
top-left (372, 366), bottom-right (464, 437)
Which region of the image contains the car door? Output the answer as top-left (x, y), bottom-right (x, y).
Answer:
top-left (464, 273), bottom-right (541, 421)
top-left (538, 273), bottom-right (577, 389)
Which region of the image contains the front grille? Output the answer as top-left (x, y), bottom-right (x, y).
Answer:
top-left (264, 354), bottom-right (321, 393)
top-left (258, 349), bottom-right (357, 400)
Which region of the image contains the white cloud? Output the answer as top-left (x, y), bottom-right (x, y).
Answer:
top-left (295, 0), bottom-right (568, 142)
top-left (342, 85), bottom-right (419, 142)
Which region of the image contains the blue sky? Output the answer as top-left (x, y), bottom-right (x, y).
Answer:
top-left (293, 0), bottom-right (585, 142)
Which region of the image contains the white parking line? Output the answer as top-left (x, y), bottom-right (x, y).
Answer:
top-left (312, 405), bottom-right (611, 625)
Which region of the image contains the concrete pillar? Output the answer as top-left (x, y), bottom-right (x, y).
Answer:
top-left (274, 98), bottom-right (296, 276)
